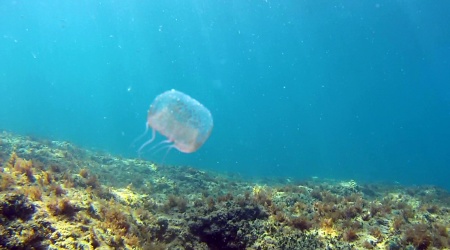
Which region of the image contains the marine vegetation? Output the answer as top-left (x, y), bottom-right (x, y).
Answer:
top-left (0, 131), bottom-right (449, 249)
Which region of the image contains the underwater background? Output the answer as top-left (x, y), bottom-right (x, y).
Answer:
top-left (0, 1), bottom-right (449, 189)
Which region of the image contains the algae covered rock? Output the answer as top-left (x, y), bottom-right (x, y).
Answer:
top-left (0, 193), bottom-right (35, 220)
top-left (188, 201), bottom-right (268, 249)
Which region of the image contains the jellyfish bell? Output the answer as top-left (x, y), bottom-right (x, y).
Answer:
top-left (136, 89), bottom-right (213, 157)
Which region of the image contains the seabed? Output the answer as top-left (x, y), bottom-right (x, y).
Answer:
top-left (0, 131), bottom-right (449, 250)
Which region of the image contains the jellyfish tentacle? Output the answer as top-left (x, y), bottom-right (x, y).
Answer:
top-left (146, 139), bottom-right (172, 155)
top-left (131, 122), bottom-right (150, 148)
top-left (137, 128), bottom-right (156, 157)
top-left (161, 144), bottom-right (175, 165)
top-left (148, 140), bottom-right (173, 165)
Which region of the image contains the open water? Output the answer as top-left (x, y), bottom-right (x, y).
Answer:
top-left (1, 1), bottom-right (449, 189)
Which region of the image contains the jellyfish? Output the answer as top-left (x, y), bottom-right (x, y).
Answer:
top-left (137, 89), bottom-right (213, 156)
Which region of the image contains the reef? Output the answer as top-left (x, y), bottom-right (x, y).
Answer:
top-left (0, 131), bottom-right (449, 249)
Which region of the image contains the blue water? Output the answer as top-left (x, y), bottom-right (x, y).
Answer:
top-left (1, 1), bottom-right (449, 189)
